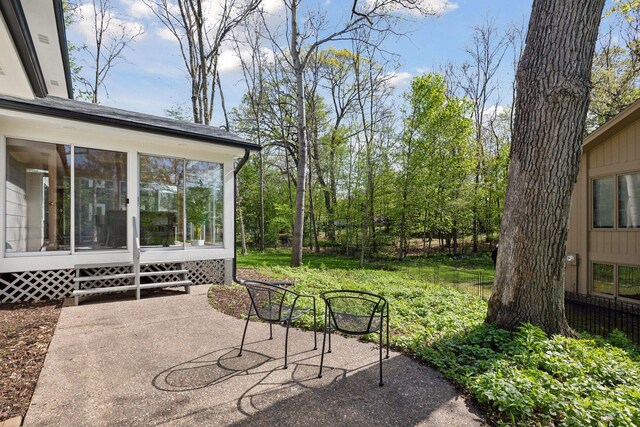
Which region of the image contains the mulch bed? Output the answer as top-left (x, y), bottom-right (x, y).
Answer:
top-left (0, 300), bottom-right (62, 421)
top-left (208, 268), bottom-right (292, 319)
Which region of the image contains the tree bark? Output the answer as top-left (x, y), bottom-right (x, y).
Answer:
top-left (486, 0), bottom-right (605, 335)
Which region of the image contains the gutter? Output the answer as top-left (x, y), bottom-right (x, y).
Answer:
top-left (0, 96), bottom-right (261, 151)
top-left (53, 0), bottom-right (74, 99)
top-left (233, 149), bottom-right (251, 284)
top-left (0, 0), bottom-right (48, 97)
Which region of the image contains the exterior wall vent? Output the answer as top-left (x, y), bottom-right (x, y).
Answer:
top-left (37, 33), bottom-right (50, 44)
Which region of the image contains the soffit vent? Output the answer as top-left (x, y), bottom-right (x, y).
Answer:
top-left (50, 80), bottom-right (60, 86)
top-left (37, 34), bottom-right (50, 44)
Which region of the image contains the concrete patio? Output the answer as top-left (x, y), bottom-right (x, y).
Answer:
top-left (24, 286), bottom-right (484, 426)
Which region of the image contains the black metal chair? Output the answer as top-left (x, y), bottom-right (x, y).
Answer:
top-left (238, 280), bottom-right (317, 369)
top-left (318, 290), bottom-right (390, 386)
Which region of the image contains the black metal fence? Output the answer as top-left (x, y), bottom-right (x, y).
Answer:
top-left (428, 268), bottom-right (640, 345)
top-left (431, 267), bottom-right (493, 301)
top-left (565, 292), bottom-right (640, 345)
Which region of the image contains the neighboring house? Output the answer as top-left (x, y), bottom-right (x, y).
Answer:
top-left (565, 98), bottom-right (640, 303)
top-left (0, 0), bottom-right (259, 303)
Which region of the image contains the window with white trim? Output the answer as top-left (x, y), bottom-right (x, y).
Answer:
top-left (5, 138), bottom-right (127, 253)
top-left (592, 172), bottom-right (640, 229)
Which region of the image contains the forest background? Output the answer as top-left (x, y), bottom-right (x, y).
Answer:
top-left (64, 0), bottom-right (640, 265)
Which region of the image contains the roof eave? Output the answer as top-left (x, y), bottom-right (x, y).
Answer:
top-left (0, 0), bottom-right (47, 98)
top-left (0, 97), bottom-right (261, 151)
top-left (584, 98), bottom-right (640, 151)
top-left (53, 0), bottom-right (74, 99)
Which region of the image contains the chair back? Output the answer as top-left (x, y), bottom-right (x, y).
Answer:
top-left (244, 281), bottom-right (291, 322)
top-left (322, 290), bottom-right (387, 335)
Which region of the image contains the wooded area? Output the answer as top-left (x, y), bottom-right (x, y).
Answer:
top-left (223, 0), bottom-right (639, 268)
top-left (68, 0), bottom-right (639, 268)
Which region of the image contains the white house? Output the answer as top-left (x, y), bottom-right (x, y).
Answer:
top-left (0, 0), bottom-right (259, 304)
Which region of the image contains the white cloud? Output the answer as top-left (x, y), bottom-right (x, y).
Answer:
top-left (483, 105), bottom-right (506, 119)
top-left (385, 71), bottom-right (412, 88)
top-left (216, 41), bottom-right (277, 75)
top-left (260, 47), bottom-right (276, 65)
top-left (74, 3), bottom-right (145, 47)
top-left (155, 26), bottom-right (177, 42)
top-left (416, 66), bottom-right (432, 74)
top-left (363, 0), bottom-right (458, 18)
top-left (120, 0), bottom-right (154, 18)
top-left (422, 0), bottom-right (458, 16)
top-left (261, 0), bottom-right (285, 15)
top-left (218, 48), bottom-right (243, 74)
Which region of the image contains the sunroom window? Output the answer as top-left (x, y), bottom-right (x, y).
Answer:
top-left (138, 155), bottom-right (223, 248)
top-left (140, 155), bottom-right (224, 247)
top-left (5, 139), bottom-right (71, 252)
top-left (74, 147), bottom-right (127, 250)
top-left (139, 155), bottom-right (184, 247)
top-left (186, 160), bottom-right (223, 246)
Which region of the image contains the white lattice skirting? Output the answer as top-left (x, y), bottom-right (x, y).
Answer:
top-left (1, 259), bottom-right (226, 303)
top-left (1, 269), bottom-right (75, 303)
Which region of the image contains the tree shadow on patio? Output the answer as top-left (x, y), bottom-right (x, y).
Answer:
top-left (152, 342), bottom-right (482, 426)
top-left (152, 343), bottom-right (275, 392)
top-left (229, 355), bottom-right (483, 426)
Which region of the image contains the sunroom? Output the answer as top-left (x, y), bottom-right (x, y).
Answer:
top-left (0, 96), bottom-right (258, 303)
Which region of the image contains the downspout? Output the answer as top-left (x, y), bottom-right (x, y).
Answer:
top-left (233, 149), bottom-right (251, 284)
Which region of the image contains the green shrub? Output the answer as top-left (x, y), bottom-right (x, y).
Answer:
top-left (220, 260), bottom-right (640, 426)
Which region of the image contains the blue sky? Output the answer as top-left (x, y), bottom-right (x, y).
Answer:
top-left (67, 1), bottom-right (535, 124)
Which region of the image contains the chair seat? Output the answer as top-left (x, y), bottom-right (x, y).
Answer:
top-left (258, 302), bottom-right (311, 323)
top-left (331, 311), bottom-right (382, 334)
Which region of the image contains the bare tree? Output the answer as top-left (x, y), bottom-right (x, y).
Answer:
top-left (75, 0), bottom-right (144, 103)
top-left (266, 0), bottom-right (436, 267)
top-left (486, 0), bottom-right (605, 335)
top-left (144, 0), bottom-right (262, 124)
top-left (315, 48), bottom-right (360, 245)
top-left (445, 18), bottom-right (511, 253)
top-left (351, 30), bottom-right (396, 265)
top-left (232, 14), bottom-right (270, 250)
top-left (588, 1), bottom-right (640, 130)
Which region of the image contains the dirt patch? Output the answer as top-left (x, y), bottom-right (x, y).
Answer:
top-left (0, 300), bottom-right (62, 420)
top-left (208, 268), bottom-right (295, 319)
top-left (237, 268), bottom-right (293, 283)
top-left (208, 285), bottom-right (249, 318)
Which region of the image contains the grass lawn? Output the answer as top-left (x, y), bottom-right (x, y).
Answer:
top-left (227, 250), bottom-right (640, 426)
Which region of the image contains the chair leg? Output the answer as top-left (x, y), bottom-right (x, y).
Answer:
top-left (269, 323), bottom-right (273, 340)
top-left (312, 298), bottom-right (317, 350)
top-left (328, 325), bottom-right (332, 353)
top-left (379, 328), bottom-right (384, 387)
top-left (386, 308), bottom-right (390, 359)
top-left (284, 320), bottom-right (291, 369)
top-left (238, 305), bottom-right (252, 357)
top-left (318, 317), bottom-right (328, 378)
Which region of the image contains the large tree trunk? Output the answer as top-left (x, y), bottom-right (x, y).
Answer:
top-left (486, 0), bottom-right (605, 335)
